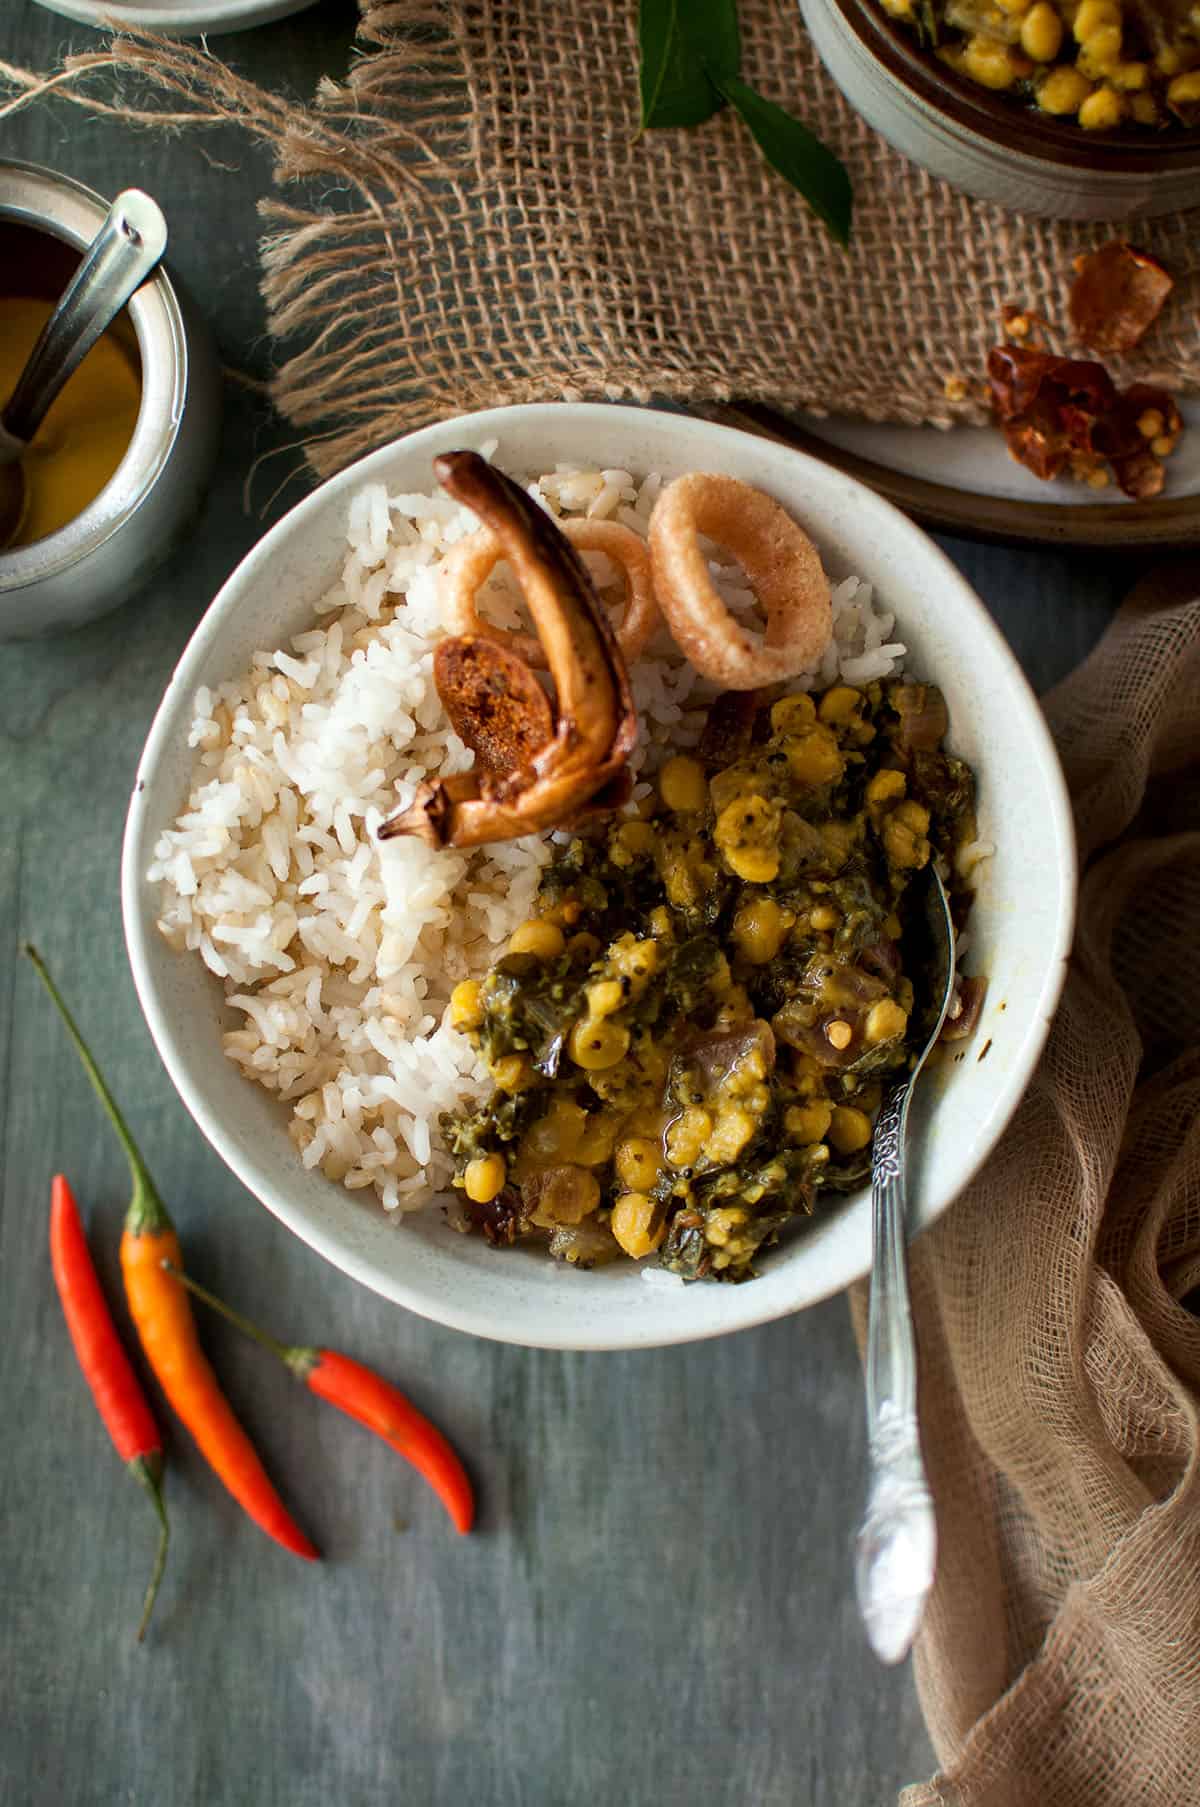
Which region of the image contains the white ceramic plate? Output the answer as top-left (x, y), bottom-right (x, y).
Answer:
top-left (717, 404), bottom-right (1200, 549)
top-left (33, 0), bottom-right (317, 34)
top-left (804, 403), bottom-right (1200, 509)
top-left (122, 403), bottom-right (1076, 1350)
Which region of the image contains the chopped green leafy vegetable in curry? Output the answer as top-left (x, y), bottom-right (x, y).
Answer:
top-left (442, 676), bottom-right (978, 1281)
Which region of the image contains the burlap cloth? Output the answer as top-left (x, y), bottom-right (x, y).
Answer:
top-left (3, 1), bottom-right (1199, 475)
top-left (6, 10), bottom-right (1200, 1800)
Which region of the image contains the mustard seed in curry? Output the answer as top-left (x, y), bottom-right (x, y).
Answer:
top-left (442, 677), bottom-right (978, 1281)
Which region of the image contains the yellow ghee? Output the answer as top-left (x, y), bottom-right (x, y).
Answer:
top-left (1, 296), bottom-right (141, 548)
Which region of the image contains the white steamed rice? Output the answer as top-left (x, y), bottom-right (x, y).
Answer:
top-left (150, 449), bottom-right (907, 1216)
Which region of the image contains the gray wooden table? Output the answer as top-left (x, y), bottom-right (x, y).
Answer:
top-left (0, 6), bottom-right (1139, 1803)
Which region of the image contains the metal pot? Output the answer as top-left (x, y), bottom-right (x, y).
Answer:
top-left (0, 160), bottom-right (222, 641)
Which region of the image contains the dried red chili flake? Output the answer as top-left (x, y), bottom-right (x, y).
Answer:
top-left (987, 346), bottom-right (1116, 482)
top-left (1101, 385), bottom-right (1183, 500)
top-left (1068, 242), bottom-right (1174, 356)
top-left (987, 344), bottom-right (1183, 500)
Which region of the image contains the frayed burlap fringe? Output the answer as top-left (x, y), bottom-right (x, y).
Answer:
top-left (2, 3), bottom-right (1199, 478)
top-left (850, 572), bottom-right (1200, 1806)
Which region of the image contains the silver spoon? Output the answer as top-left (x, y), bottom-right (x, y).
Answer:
top-left (0, 189), bottom-right (168, 550)
top-left (855, 863), bottom-right (956, 1665)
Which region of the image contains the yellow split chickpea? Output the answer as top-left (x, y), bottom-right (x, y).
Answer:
top-left (864, 999), bottom-right (910, 1046)
top-left (1020, 1), bottom-right (1063, 59)
top-left (491, 1054), bottom-right (534, 1093)
top-left (1073, 0), bottom-right (1120, 42)
top-left (586, 978), bottom-right (625, 1018)
top-left (448, 979), bottom-right (483, 1031)
top-left (659, 755), bottom-right (707, 814)
top-left (817, 685), bottom-right (862, 726)
top-left (1167, 69), bottom-right (1200, 102)
top-left (1037, 65), bottom-right (1092, 111)
top-left (508, 918), bottom-right (565, 960)
top-left (828, 1106), bottom-right (873, 1156)
top-left (1079, 84), bottom-right (1124, 125)
top-left (611, 820), bottom-right (656, 869)
top-left (963, 33), bottom-right (1022, 86)
top-left (705, 1106), bottom-right (758, 1165)
top-left (568, 1016), bottom-right (630, 1072)
top-left (667, 1105), bottom-right (713, 1169)
top-left (809, 903), bottom-right (839, 933)
top-left (733, 896), bottom-right (789, 965)
top-left (611, 1193), bottom-right (665, 1259)
top-left (786, 1101), bottom-right (833, 1146)
top-left (714, 795), bottom-right (781, 885)
top-left (770, 693), bottom-right (817, 734)
top-left (615, 1137), bottom-right (662, 1191)
top-left (1077, 30), bottom-right (1123, 76)
top-left (464, 1153), bottom-right (506, 1204)
top-left (785, 726), bottom-right (845, 788)
top-left (866, 767), bottom-right (906, 810)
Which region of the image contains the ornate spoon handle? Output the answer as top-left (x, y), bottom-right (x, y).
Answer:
top-left (854, 1080), bottom-right (937, 1665)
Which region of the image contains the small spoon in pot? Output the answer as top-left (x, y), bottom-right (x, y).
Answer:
top-left (0, 189), bottom-right (167, 551)
top-left (855, 862), bottom-right (956, 1665)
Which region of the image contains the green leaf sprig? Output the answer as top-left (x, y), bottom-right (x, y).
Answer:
top-left (637, 0), bottom-right (852, 248)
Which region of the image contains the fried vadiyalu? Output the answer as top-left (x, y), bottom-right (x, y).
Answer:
top-left (379, 452), bottom-right (638, 849)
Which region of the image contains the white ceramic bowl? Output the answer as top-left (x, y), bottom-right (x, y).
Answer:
top-left (123, 404), bottom-right (1075, 1350)
top-left (798, 0), bottom-right (1200, 219)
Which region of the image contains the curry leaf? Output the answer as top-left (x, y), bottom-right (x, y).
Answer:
top-left (718, 76), bottom-right (853, 249)
top-left (687, 0), bottom-right (742, 82)
top-left (639, 0), bottom-right (723, 129)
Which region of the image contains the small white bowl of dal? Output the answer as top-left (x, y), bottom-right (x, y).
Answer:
top-left (123, 403), bottom-right (1075, 1350)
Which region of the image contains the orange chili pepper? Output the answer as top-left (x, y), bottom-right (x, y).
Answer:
top-left (170, 1268), bottom-right (475, 1535)
top-left (26, 947), bottom-right (318, 1563)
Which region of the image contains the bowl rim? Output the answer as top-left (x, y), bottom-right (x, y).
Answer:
top-left (827, 0), bottom-right (1200, 169)
top-left (121, 401), bottom-right (1077, 1349)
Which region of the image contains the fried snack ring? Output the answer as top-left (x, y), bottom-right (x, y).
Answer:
top-left (439, 518), bottom-right (660, 668)
top-left (648, 474), bottom-right (831, 689)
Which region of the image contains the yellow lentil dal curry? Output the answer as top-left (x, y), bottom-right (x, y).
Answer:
top-left (444, 678), bottom-right (978, 1281)
top-left (885, 0), bottom-right (1200, 129)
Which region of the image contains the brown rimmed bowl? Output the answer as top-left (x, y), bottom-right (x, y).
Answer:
top-left (799, 0), bottom-right (1200, 217)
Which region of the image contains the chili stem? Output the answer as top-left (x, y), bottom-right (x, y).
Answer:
top-left (25, 945), bottom-right (169, 1235)
top-left (163, 1264), bottom-right (315, 1379)
top-left (131, 1456), bottom-right (170, 1643)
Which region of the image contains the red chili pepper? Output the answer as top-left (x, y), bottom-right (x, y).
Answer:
top-left (170, 1268), bottom-right (475, 1535)
top-left (27, 946), bottom-right (318, 1564)
top-left (49, 1174), bottom-right (169, 1641)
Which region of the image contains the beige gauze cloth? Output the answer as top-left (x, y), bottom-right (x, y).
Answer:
top-left (877, 573), bottom-right (1200, 1805)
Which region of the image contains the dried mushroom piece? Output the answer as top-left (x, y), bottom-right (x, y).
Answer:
top-left (1068, 242), bottom-right (1174, 356)
top-left (379, 452), bottom-right (637, 849)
